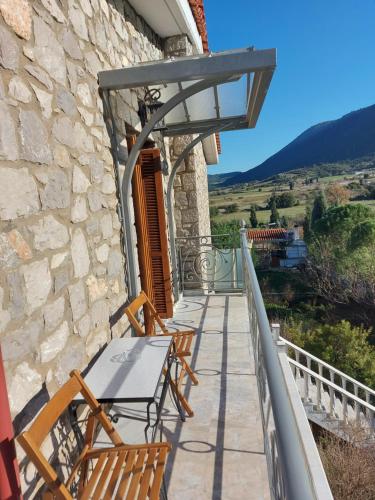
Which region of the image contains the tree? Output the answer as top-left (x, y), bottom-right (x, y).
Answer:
top-left (267, 192), bottom-right (296, 209)
top-left (286, 320), bottom-right (375, 386)
top-left (311, 190), bottom-right (327, 224)
top-left (224, 203), bottom-right (238, 213)
top-left (209, 206), bottom-right (219, 217)
top-left (269, 198), bottom-right (279, 225)
top-left (303, 206), bottom-right (312, 241)
top-left (348, 219), bottom-right (375, 250)
top-left (289, 181), bottom-right (295, 190)
top-left (250, 205), bottom-right (258, 228)
top-left (326, 183), bottom-right (350, 206)
top-left (306, 204), bottom-right (375, 313)
top-left (314, 204), bottom-right (372, 239)
top-left (280, 215), bottom-right (288, 228)
top-left (277, 192), bottom-right (296, 208)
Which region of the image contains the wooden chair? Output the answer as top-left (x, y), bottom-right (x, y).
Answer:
top-left (18, 370), bottom-right (171, 500)
top-left (124, 291), bottom-right (198, 418)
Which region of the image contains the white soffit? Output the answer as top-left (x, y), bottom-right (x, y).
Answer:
top-left (128, 0), bottom-right (203, 53)
top-left (202, 134), bottom-right (219, 165)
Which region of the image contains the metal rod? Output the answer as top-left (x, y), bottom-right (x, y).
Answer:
top-left (213, 85), bottom-right (220, 118)
top-left (178, 82), bottom-right (190, 122)
top-left (102, 90), bottom-right (129, 290)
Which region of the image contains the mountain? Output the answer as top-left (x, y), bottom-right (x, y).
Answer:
top-left (223, 104), bottom-right (375, 185)
top-left (208, 171), bottom-right (241, 190)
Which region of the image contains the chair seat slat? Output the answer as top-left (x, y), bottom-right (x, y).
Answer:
top-left (91, 451), bottom-right (118, 499)
top-left (115, 449), bottom-right (138, 498)
top-left (149, 448), bottom-right (168, 500)
top-left (125, 450), bottom-right (147, 499)
top-left (103, 451), bottom-right (127, 500)
top-left (81, 453), bottom-right (108, 500)
top-left (137, 448), bottom-right (158, 500)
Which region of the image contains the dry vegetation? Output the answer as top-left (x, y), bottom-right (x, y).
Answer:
top-left (318, 426), bottom-right (375, 500)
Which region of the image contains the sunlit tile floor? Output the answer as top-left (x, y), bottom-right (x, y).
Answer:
top-left (96, 295), bottom-right (270, 499)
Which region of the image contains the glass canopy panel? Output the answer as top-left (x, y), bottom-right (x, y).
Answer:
top-left (157, 82), bottom-right (185, 124)
top-left (152, 75), bottom-right (249, 128)
top-left (217, 74), bottom-right (248, 118)
top-left (181, 84), bottom-right (217, 122)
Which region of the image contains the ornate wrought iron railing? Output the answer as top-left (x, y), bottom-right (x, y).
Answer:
top-left (241, 229), bottom-right (332, 500)
top-left (175, 233), bottom-right (243, 294)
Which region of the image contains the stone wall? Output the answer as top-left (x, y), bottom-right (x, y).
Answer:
top-left (0, 2), bottom-right (211, 493)
top-left (0, 0), bottom-right (163, 426)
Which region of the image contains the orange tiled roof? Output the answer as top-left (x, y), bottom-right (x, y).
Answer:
top-left (248, 228), bottom-right (287, 241)
top-left (188, 1), bottom-right (222, 153)
top-left (188, 0), bottom-right (209, 52)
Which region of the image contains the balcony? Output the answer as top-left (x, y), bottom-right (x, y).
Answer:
top-left (91, 230), bottom-right (333, 499)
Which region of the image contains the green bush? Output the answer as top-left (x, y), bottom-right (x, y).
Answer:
top-left (209, 206), bottom-right (219, 217)
top-left (285, 320), bottom-right (375, 386)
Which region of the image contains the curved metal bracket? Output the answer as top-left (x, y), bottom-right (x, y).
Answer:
top-left (167, 124), bottom-right (233, 300)
top-left (122, 76), bottom-right (235, 300)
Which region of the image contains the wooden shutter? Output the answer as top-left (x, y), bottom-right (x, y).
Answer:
top-left (130, 140), bottom-right (173, 321)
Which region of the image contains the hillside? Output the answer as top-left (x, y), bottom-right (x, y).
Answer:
top-left (223, 104), bottom-right (375, 185)
top-left (208, 171), bottom-right (241, 190)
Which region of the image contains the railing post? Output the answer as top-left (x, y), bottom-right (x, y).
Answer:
top-left (342, 394), bottom-right (348, 424)
top-left (328, 369), bottom-right (335, 417)
top-left (317, 364), bottom-right (323, 410)
top-left (270, 323), bottom-right (280, 342)
top-left (303, 371), bottom-right (309, 402)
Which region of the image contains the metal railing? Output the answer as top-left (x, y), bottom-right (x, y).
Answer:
top-left (175, 233), bottom-right (243, 294)
top-left (282, 337), bottom-right (375, 432)
top-left (241, 229), bottom-right (332, 500)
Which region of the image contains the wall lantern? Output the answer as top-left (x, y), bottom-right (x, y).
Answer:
top-left (138, 88), bottom-right (166, 130)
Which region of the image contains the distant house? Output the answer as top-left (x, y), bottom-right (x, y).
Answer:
top-left (248, 227), bottom-right (307, 268)
top-left (279, 239), bottom-right (308, 268)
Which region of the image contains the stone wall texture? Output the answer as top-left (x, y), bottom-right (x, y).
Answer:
top-left (0, 2), bottom-right (210, 495)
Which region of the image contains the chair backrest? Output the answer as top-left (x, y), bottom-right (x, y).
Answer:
top-left (124, 291), bottom-right (169, 336)
top-left (17, 370), bottom-right (123, 500)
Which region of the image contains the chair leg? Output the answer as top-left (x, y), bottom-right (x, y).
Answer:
top-left (180, 357), bottom-right (199, 385)
top-left (169, 379), bottom-right (194, 417)
top-left (177, 361), bottom-right (186, 387)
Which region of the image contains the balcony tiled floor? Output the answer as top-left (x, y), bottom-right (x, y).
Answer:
top-left (164, 294), bottom-right (270, 500)
top-left (97, 295), bottom-right (270, 499)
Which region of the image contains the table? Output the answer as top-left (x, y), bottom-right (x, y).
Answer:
top-left (71, 336), bottom-right (178, 443)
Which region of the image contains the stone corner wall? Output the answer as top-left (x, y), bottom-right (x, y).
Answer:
top-left (0, 0), bottom-right (162, 430)
top-left (0, 3), bottom-right (212, 491)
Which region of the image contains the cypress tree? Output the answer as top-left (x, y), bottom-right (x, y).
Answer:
top-left (269, 198), bottom-right (279, 225)
top-left (250, 205), bottom-right (258, 228)
top-left (303, 206), bottom-right (312, 241)
top-left (311, 190), bottom-right (327, 224)
top-left (280, 215), bottom-right (288, 228)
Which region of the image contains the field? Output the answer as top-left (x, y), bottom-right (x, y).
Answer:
top-left (209, 170), bottom-right (375, 226)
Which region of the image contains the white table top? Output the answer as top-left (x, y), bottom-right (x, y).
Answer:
top-left (75, 336), bottom-right (173, 403)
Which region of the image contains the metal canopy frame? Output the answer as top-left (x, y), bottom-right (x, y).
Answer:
top-left (98, 47), bottom-right (276, 300)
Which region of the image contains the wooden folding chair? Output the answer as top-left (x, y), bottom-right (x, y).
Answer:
top-left (124, 291), bottom-right (198, 418)
top-left (18, 370), bottom-right (171, 500)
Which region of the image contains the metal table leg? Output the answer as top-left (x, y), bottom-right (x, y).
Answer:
top-left (68, 403), bottom-right (85, 451)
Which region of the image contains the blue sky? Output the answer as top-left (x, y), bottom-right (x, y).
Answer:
top-left (204, 0), bottom-right (375, 174)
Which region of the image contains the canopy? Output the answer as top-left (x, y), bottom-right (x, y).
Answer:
top-left (98, 47), bottom-right (276, 134)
